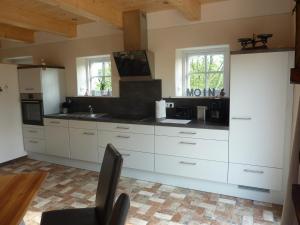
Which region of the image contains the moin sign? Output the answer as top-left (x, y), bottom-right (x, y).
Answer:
top-left (186, 88), bottom-right (224, 97)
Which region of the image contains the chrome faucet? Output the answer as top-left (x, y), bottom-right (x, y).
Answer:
top-left (88, 105), bottom-right (94, 114)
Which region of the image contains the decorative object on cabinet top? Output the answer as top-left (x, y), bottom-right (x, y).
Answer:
top-left (238, 33), bottom-right (273, 50)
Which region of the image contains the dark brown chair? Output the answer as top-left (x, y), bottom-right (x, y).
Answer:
top-left (109, 193), bottom-right (130, 225)
top-left (40, 144), bottom-right (123, 225)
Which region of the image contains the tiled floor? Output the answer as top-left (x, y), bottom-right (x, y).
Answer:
top-left (0, 158), bottom-right (282, 225)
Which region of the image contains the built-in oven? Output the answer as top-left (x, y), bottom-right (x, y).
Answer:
top-left (21, 93), bottom-right (44, 125)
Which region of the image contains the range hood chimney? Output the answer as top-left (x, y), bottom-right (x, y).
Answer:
top-left (113, 10), bottom-right (154, 79)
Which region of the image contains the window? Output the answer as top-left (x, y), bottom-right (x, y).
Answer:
top-left (176, 46), bottom-right (229, 97)
top-left (77, 55), bottom-right (112, 96)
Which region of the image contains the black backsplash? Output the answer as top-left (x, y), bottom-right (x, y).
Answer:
top-left (66, 80), bottom-right (229, 125)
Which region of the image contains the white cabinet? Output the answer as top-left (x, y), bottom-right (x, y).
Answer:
top-left (155, 135), bottom-right (228, 162)
top-left (155, 126), bottom-right (228, 140)
top-left (98, 123), bottom-right (155, 171)
top-left (99, 131), bottom-right (154, 153)
top-left (228, 163), bottom-right (282, 191)
top-left (155, 154), bottom-right (228, 183)
top-left (229, 52), bottom-right (292, 169)
top-left (69, 121), bottom-right (98, 163)
top-left (23, 125), bottom-right (45, 153)
top-left (99, 147), bottom-right (154, 171)
top-left (44, 119), bottom-right (70, 158)
top-left (18, 68), bottom-right (41, 93)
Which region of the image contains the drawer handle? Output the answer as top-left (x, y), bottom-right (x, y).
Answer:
top-left (179, 131), bottom-right (196, 135)
top-left (122, 153), bottom-right (130, 157)
top-left (179, 141), bottom-right (196, 145)
top-left (28, 130), bottom-right (38, 133)
top-left (243, 169), bottom-right (264, 174)
top-left (179, 161), bottom-right (196, 166)
top-left (49, 121), bottom-right (60, 124)
top-left (29, 140), bottom-right (38, 144)
top-left (231, 117), bottom-right (252, 120)
top-left (25, 88), bottom-right (34, 91)
top-left (116, 135), bottom-right (130, 139)
top-left (115, 126), bottom-right (130, 130)
top-left (83, 132), bottom-right (95, 136)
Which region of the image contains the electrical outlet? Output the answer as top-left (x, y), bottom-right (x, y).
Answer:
top-left (166, 102), bottom-right (174, 108)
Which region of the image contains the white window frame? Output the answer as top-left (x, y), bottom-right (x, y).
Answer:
top-left (176, 45), bottom-right (230, 97)
top-left (86, 56), bottom-right (111, 95)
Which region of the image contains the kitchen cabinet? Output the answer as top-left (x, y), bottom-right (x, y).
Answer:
top-left (69, 121), bottom-right (98, 162)
top-left (44, 119), bottom-right (70, 158)
top-left (228, 51), bottom-right (293, 191)
top-left (155, 154), bottom-right (228, 183)
top-left (18, 68), bottom-right (42, 93)
top-left (98, 122), bottom-right (155, 171)
top-left (23, 125), bottom-right (45, 154)
top-left (229, 52), bottom-right (292, 168)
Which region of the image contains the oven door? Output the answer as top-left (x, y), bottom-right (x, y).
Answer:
top-left (21, 100), bottom-right (44, 125)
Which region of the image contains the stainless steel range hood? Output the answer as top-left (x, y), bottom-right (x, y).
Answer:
top-left (113, 10), bottom-right (154, 80)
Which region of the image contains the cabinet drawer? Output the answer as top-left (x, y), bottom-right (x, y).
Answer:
top-left (99, 131), bottom-right (154, 153)
top-left (155, 136), bottom-right (228, 162)
top-left (70, 128), bottom-right (98, 163)
top-left (99, 147), bottom-right (154, 171)
top-left (44, 118), bottom-right (68, 127)
top-left (24, 138), bottom-right (45, 153)
top-left (23, 126), bottom-right (45, 139)
top-left (98, 122), bottom-right (154, 134)
top-left (155, 154), bottom-right (228, 183)
top-left (69, 120), bottom-right (97, 129)
top-left (155, 126), bottom-right (228, 140)
top-left (228, 163), bottom-right (282, 191)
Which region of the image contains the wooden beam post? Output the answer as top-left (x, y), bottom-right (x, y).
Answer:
top-left (168, 0), bottom-right (201, 20)
top-left (0, 24), bottom-right (34, 43)
top-left (36, 0), bottom-right (123, 28)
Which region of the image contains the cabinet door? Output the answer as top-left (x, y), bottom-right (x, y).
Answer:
top-left (18, 68), bottom-right (41, 93)
top-left (45, 126), bottom-right (70, 158)
top-left (69, 128), bottom-right (98, 162)
top-left (229, 52), bottom-right (291, 168)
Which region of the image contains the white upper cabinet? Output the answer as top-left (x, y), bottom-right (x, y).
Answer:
top-left (229, 52), bottom-right (293, 168)
top-left (18, 68), bottom-right (42, 93)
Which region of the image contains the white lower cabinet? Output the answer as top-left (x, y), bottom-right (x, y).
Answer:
top-left (45, 125), bottom-right (70, 158)
top-left (24, 138), bottom-right (45, 153)
top-left (228, 163), bottom-right (283, 191)
top-left (99, 131), bottom-right (154, 153)
top-left (155, 154), bottom-right (228, 183)
top-left (155, 135), bottom-right (228, 162)
top-left (99, 147), bottom-right (154, 171)
top-left (69, 128), bottom-right (98, 162)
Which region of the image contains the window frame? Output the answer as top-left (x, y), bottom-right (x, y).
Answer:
top-left (177, 45), bottom-right (230, 97)
top-left (85, 55), bottom-right (112, 96)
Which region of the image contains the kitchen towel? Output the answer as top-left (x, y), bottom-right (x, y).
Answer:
top-left (155, 100), bottom-right (166, 120)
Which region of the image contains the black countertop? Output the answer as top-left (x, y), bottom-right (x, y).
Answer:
top-left (44, 113), bottom-right (229, 130)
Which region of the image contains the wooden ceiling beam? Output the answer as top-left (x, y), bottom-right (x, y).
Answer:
top-left (168, 0), bottom-right (201, 20)
top-left (0, 3), bottom-right (76, 37)
top-left (0, 24), bottom-right (34, 43)
top-left (35, 0), bottom-right (123, 28)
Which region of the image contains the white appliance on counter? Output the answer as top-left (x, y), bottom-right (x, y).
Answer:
top-left (0, 63), bottom-right (26, 163)
top-left (18, 66), bottom-right (66, 125)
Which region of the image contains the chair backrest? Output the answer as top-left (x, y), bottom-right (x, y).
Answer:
top-left (95, 144), bottom-right (123, 225)
top-left (109, 193), bottom-right (130, 225)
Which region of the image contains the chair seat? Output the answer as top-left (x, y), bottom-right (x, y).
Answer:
top-left (40, 207), bottom-right (99, 225)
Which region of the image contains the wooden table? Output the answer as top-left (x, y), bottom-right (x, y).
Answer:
top-left (0, 172), bottom-right (47, 225)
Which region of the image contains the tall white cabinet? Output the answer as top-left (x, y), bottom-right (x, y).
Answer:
top-left (229, 51), bottom-right (293, 191)
top-left (0, 64), bottom-right (25, 163)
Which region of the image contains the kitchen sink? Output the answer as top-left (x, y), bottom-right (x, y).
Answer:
top-left (58, 112), bottom-right (107, 118)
